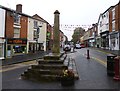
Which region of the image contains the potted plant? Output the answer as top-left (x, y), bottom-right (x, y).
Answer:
top-left (61, 69), bottom-right (74, 86)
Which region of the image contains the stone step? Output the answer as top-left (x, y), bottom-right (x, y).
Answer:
top-left (27, 68), bottom-right (63, 75)
top-left (39, 74), bottom-right (61, 81)
top-left (21, 72), bottom-right (61, 82)
top-left (43, 54), bottom-right (60, 60)
top-left (38, 59), bottom-right (64, 64)
top-left (31, 64), bottom-right (68, 70)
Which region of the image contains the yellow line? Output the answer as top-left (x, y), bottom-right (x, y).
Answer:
top-left (0, 65), bottom-right (28, 73)
top-left (0, 60), bottom-right (37, 73)
top-left (91, 57), bottom-right (107, 67)
top-left (94, 49), bottom-right (111, 54)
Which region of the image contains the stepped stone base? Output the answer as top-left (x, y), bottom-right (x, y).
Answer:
top-left (21, 52), bottom-right (79, 82)
top-left (21, 53), bottom-right (68, 82)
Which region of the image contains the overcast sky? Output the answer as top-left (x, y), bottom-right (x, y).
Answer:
top-left (1, 0), bottom-right (119, 40)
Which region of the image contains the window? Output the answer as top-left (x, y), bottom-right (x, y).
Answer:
top-left (13, 45), bottom-right (26, 53)
top-left (0, 44), bottom-right (4, 57)
top-left (106, 23), bottom-right (109, 30)
top-left (14, 14), bottom-right (20, 24)
top-left (112, 20), bottom-right (115, 31)
top-left (112, 8), bottom-right (115, 20)
top-left (14, 28), bottom-right (20, 38)
top-left (106, 13), bottom-right (108, 18)
top-left (34, 21), bottom-right (38, 28)
top-left (33, 30), bottom-right (37, 40)
top-left (100, 21), bottom-right (102, 27)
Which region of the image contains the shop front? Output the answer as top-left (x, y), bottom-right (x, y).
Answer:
top-left (100, 31), bottom-right (109, 49)
top-left (29, 42), bottom-right (43, 53)
top-left (6, 38), bottom-right (27, 58)
top-left (109, 31), bottom-right (119, 50)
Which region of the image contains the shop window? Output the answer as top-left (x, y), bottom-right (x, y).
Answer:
top-left (7, 45), bottom-right (11, 50)
top-left (13, 45), bottom-right (26, 53)
top-left (0, 44), bottom-right (4, 57)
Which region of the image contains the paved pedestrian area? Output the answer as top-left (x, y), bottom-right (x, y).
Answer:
top-left (1, 48), bottom-right (120, 90)
top-left (68, 52), bottom-right (120, 89)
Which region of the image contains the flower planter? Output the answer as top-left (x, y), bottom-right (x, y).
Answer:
top-left (61, 76), bottom-right (74, 86)
top-left (61, 69), bottom-right (75, 86)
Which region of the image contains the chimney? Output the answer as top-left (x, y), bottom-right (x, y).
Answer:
top-left (16, 4), bottom-right (22, 13)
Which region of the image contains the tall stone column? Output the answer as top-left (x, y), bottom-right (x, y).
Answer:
top-left (52, 10), bottom-right (60, 54)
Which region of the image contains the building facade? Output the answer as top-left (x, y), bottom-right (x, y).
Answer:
top-left (0, 8), bottom-right (6, 59)
top-left (27, 17), bottom-right (46, 53)
top-left (5, 4), bottom-right (28, 58)
top-left (99, 10), bottom-right (110, 49)
top-left (109, 2), bottom-right (120, 51)
top-left (32, 14), bottom-right (47, 51)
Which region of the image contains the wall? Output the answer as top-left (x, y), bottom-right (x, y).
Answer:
top-left (20, 16), bottom-right (28, 38)
top-left (38, 22), bottom-right (47, 51)
top-left (0, 8), bottom-right (6, 59)
top-left (6, 11), bottom-right (14, 38)
top-left (0, 8), bottom-right (5, 37)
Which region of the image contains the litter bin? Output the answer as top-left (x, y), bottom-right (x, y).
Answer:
top-left (107, 54), bottom-right (116, 76)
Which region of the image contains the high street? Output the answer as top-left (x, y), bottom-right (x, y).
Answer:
top-left (1, 48), bottom-right (120, 90)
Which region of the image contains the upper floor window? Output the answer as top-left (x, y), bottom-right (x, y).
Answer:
top-left (112, 20), bottom-right (115, 31)
top-left (33, 30), bottom-right (37, 40)
top-left (14, 28), bottom-right (20, 38)
top-left (14, 14), bottom-right (20, 24)
top-left (100, 21), bottom-right (102, 27)
top-left (112, 8), bottom-right (115, 20)
top-left (106, 23), bottom-right (109, 30)
top-left (34, 21), bottom-right (38, 29)
top-left (106, 13), bottom-right (109, 18)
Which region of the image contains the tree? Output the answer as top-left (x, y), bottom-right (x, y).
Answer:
top-left (71, 27), bottom-right (85, 44)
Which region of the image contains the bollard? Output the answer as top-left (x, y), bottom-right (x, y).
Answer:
top-left (65, 50), bottom-right (67, 54)
top-left (113, 56), bottom-right (120, 81)
top-left (87, 49), bottom-right (90, 59)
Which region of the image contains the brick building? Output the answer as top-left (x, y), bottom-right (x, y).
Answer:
top-left (2, 4), bottom-right (28, 58)
top-left (109, 2), bottom-right (120, 51)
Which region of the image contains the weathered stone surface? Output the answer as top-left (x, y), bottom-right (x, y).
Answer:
top-left (21, 53), bottom-right (68, 82)
top-left (52, 10), bottom-right (60, 54)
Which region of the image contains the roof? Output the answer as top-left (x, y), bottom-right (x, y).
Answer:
top-left (32, 14), bottom-right (49, 24)
top-left (97, 4), bottom-right (116, 24)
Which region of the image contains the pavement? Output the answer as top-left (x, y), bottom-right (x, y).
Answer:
top-left (2, 50), bottom-right (51, 66)
top-left (91, 47), bottom-right (120, 56)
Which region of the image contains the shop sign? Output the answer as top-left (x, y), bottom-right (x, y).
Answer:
top-left (7, 38), bottom-right (27, 44)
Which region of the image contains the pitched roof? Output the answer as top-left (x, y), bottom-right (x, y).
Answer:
top-left (32, 14), bottom-right (49, 24)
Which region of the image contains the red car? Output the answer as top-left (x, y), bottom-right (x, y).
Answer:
top-left (80, 43), bottom-right (85, 48)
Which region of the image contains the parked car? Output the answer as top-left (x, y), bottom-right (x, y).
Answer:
top-left (63, 44), bottom-right (71, 51)
top-left (80, 43), bottom-right (85, 48)
top-left (75, 44), bottom-right (81, 49)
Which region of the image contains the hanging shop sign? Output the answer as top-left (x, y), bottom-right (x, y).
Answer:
top-left (7, 38), bottom-right (27, 44)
